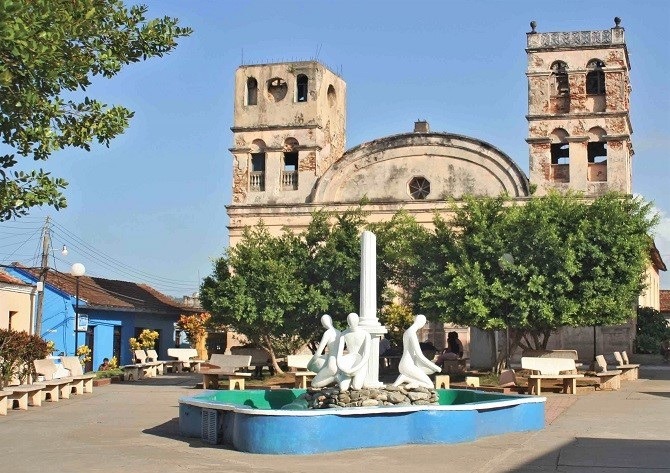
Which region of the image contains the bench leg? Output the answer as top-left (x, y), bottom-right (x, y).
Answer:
top-left (29, 390), bottom-right (42, 407)
top-left (0, 396), bottom-right (7, 415)
top-left (202, 374), bottom-right (219, 390)
top-left (434, 375), bottom-right (450, 389)
top-left (599, 375), bottom-right (620, 391)
top-left (43, 385), bottom-right (59, 402)
top-left (527, 378), bottom-right (541, 395)
top-left (83, 378), bottom-right (93, 393)
top-left (59, 383), bottom-right (71, 399)
top-left (562, 378), bottom-right (577, 394)
top-left (12, 392), bottom-right (28, 410)
top-left (228, 377), bottom-right (244, 390)
top-left (70, 379), bottom-right (84, 395)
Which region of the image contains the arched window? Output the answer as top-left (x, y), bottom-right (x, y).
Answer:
top-left (250, 139), bottom-right (266, 191)
top-left (267, 77), bottom-right (288, 102)
top-left (551, 61), bottom-right (569, 97)
top-left (296, 74), bottom-right (308, 102)
top-left (246, 77), bottom-right (258, 106)
top-left (587, 127), bottom-right (607, 182)
top-left (550, 128), bottom-right (569, 182)
top-left (586, 60), bottom-right (606, 95)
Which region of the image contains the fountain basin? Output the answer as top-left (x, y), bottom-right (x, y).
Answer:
top-left (179, 388), bottom-right (545, 454)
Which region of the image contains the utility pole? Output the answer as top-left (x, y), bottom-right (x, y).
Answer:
top-left (34, 217), bottom-right (51, 336)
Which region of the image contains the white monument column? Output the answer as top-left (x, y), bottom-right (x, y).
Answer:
top-left (358, 231), bottom-right (387, 388)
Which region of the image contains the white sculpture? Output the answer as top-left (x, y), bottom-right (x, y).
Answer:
top-left (308, 314), bottom-right (341, 388)
top-left (336, 313), bottom-right (371, 390)
top-left (393, 314), bottom-right (441, 389)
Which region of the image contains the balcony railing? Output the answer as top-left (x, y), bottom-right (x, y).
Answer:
top-left (281, 171), bottom-right (298, 190)
top-left (250, 171), bottom-right (265, 191)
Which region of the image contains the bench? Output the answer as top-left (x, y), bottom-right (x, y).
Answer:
top-left (60, 357), bottom-right (95, 393)
top-left (147, 349), bottom-right (183, 373)
top-left (0, 390), bottom-right (10, 415)
top-left (201, 354), bottom-right (252, 390)
top-left (440, 357), bottom-right (469, 374)
top-left (613, 351), bottom-right (639, 380)
top-left (229, 346), bottom-right (275, 377)
top-left (120, 363), bottom-right (153, 381)
top-left (7, 384), bottom-right (45, 410)
top-left (167, 348), bottom-right (205, 372)
top-left (593, 355), bottom-right (622, 390)
top-left (33, 359), bottom-right (77, 401)
top-left (134, 350), bottom-right (163, 376)
top-left (521, 357), bottom-right (584, 395)
top-left (287, 354), bottom-right (316, 388)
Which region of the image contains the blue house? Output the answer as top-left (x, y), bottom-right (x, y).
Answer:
top-left (6, 264), bottom-right (199, 370)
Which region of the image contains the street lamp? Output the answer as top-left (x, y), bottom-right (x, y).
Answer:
top-left (498, 253), bottom-right (515, 369)
top-left (71, 263), bottom-right (85, 356)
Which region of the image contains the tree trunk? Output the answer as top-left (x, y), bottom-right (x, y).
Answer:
top-left (263, 335), bottom-right (284, 375)
top-left (194, 333), bottom-right (208, 361)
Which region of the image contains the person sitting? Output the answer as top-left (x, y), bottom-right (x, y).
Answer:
top-left (435, 331), bottom-right (464, 368)
top-left (98, 357), bottom-right (111, 371)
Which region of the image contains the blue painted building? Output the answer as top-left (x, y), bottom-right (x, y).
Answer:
top-left (6, 265), bottom-right (199, 370)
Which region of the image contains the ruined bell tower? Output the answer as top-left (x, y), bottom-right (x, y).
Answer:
top-left (229, 61), bottom-right (346, 207)
top-left (526, 18), bottom-right (633, 196)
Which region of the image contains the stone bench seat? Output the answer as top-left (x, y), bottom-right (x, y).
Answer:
top-left (521, 356), bottom-right (584, 395)
top-left (286, 355), bottom-right (316, 388)
top-left (201, 354), bottom-right (252, 390)
top-left (593, 355), bottom-right (622, 390)
top-left (613, 351), bottom-right (640, 380)
top-left (7, 384), bottom-right (45, 410)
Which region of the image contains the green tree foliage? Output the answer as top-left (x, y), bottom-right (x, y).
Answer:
top-left (419, 192), bottom-right (657, 355)
top-left (635, 307), bottom-right (670, 354)
top-left (0, 0), bottom-right (191, 220)
top-left (371, 210), bottom-right (430, 308)
top-left (200, 225), bottom-right (329, 373)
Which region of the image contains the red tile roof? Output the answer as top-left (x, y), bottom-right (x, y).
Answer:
top-left (15, 265), bottom-right (197, 314)
top-left (660, 290), bottom-right (670, 313)
top-left (0, 270), bottom-right (29, 286)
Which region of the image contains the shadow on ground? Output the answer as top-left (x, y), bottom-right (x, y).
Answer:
top-left (511, 437), bottom-right (670, 472)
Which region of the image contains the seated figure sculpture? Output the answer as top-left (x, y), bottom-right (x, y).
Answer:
top-left (393, 314), bottom-right (441, 389)
top-left (308, 314), bottom-right (341, 388)
top-left (335, 313), bottom-right (371, 390)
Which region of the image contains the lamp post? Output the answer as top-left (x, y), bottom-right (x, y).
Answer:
top-left (71, 263), bottom-right (85, 356)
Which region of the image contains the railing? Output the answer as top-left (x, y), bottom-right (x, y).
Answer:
top-left (250, 171), bottom-right (265, 191)
top-left (528, 29), bottom-right (624, 49)
top-left (281, 171), bottom-right (298, 190)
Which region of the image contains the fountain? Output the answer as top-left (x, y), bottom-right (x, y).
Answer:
top-left (179, 231), bottom-right (545, 454)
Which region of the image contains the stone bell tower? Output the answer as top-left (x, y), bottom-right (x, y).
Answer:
top-left (526, 18), bottom-right (633, 196)
top-left (229, 61), bottom-right (346, 206)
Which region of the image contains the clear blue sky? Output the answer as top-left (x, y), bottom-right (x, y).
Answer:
top-left (1, 0), bottom-right (669, 296)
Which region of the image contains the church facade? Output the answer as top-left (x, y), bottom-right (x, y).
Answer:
top-left (225, 19), bottom-right (664, 361)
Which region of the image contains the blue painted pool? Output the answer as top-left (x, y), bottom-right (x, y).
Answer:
top-left (179, 388), bottom-right (545, 454)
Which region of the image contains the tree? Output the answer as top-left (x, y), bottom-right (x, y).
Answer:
top-left (177, 312), bottom-right (211, 361)
top-left (200, 224), bottom-right (329, 373)
top-left (418, 192), bottom-right (657, 369)
top-left (0, 0), bottom-right (191, 220)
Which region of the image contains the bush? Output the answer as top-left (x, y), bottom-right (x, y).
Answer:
top-left (635, 307), bottom-right (670, 354)
top-left (95, 368), bottom-right (123, 379)
top-left (0, 329), bottom-right (49, 388)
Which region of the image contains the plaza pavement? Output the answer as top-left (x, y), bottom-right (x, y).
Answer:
top-left (0, 368), bottom-right (669, 473)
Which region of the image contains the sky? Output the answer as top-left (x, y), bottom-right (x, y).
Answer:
top-left (1, 0), bottom-right (669, 297)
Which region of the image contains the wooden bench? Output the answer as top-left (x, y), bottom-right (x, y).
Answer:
top-left (201, 354), bottom-right (252, 390)
top-left (167, 348), bottom-right (206, 372)
top-left (7, 384), bottom-right (45, 410)
top-left (593, 355), bottom-right (622, 390)
top-left (287, 354), bottom-right (316, 388)
top-left (613, 351), bottom-right (639, 380)
top-left (521, 357), bottom-right (584, 395)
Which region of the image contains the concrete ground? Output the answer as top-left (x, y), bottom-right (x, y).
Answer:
top-left (1, 368), bottom-right (669, 473)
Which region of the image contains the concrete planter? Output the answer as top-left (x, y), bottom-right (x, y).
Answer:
top-left (92, 378), bottom-right (111, 387)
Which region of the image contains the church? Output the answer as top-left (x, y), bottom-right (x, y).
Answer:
top-left (225, 19), bottom-right (665, 363)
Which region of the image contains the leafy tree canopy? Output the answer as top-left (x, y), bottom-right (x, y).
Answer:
top-left (418, 192), bottom-right (658, 352)
top-left (0, 0), bottom-right (191, 220)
